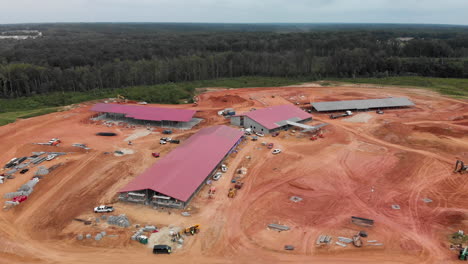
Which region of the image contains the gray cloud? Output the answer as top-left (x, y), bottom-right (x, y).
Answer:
top-left (0, 0), bottom-right (467, 24)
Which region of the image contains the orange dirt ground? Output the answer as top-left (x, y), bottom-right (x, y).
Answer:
top-left (0, 84), bottom-right (468, 264)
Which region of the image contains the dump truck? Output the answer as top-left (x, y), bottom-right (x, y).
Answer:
top-left (330, 110), bottom-right (353, 119)
top-left (184, 224), bottom-right (200, 235)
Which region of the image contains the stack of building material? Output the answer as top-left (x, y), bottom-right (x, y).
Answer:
top-left (35, 166), bottom-right (49, 176)
top-left (4, 178), bottom-right (40, 199)
top-left (107, 214), bottom-right (131, 227)
top-left (338, 237), bottom-right (353, 243)
top-left (268, 224), bottom-right (290, 231)
top-left (316, 235), bottom-right (332, 245)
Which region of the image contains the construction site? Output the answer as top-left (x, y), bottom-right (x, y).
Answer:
top-left (0, 82), bottom-right (468, 264)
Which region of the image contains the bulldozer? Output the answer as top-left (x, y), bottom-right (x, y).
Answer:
top-left (228, 188), bottom-right (237, 198)
top-left (184, 224), bottom-right (200, 236)
top-left (454, 160), bottom-right (468, 174)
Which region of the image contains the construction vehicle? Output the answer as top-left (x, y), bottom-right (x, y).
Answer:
top-left (116, 94), bottom-right (127, 103)
top-left (228, 188), bottom-right (237, 198)
top-left (34, 138), bottom-right (61, 146)
top-left (454, 160), bottom-right (468, 174)
top-left (234, 182), bottom-right (244, 189)
top-left (460, 247), bottom-right (468, 260)
top-left (330, 110), bottom-right (353, 119)
top-left (352, 234), bottom-right (363, 247)
top-left (184, 224), bottom-right (200, 235)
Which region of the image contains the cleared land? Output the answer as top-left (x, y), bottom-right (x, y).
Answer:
top-left (0, 84), bottom-right (467, 263)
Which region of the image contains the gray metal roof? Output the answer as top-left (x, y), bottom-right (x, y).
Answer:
top-left (311, 97), bottom-right (414, 112)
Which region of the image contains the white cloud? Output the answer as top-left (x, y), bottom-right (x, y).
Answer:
top-left (0, 0), bottom-right (467, 24)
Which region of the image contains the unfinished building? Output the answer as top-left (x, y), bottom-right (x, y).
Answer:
top-left (230, 104), bottom-right (312, 134)
top-left (311, 97), bottom-right (414, 112)
top-left (90, 103), bottom-right (201, 129)
top-left (119, 125), bottom-right (244, 208)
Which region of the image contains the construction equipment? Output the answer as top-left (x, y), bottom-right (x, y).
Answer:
top-left (352, 233), bottom-right (363, 247)
top-left (228, 188), bottom-right (237, 198)
top-left (34, 138), bottom-right (61, 146)
top-left (116, 94), bottom-right (127, 103)
top-left (234, 182), bottom-right (244, 189)
top-left (184, 224), bottom-right (200, 236)
top-left (454, 160), bottom-right (468, 174)
top-left (460, 247), bottom-right (468, 260)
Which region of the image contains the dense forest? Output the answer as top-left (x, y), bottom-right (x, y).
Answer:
top-left (1, 23), bottom-right (468, 99)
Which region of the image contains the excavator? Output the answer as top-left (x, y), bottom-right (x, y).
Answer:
top-left (116, 94), bottom-right (127, 104)
top-left (228, 188), bottom-right (237, 198)
top-left (454, 160), bottom-right (468, 174)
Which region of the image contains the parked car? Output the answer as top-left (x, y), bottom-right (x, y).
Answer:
top-left (267, 143), bottom-right (274, 149)
top-left (251, 136), bottom-right (258, 141)
top-left (376, 110), bottom-right (384, 114)
top-left (94, 205), bottom-right (114, 213)
top-left (153, 245), bottom-right (172, 254)
top-left (159, 140), bottom-right (167, 145)
top-left (221, 164), bottom-right (228, 172)
top-left (19, 169), bottom-right (29, 174)
top-left (162, 130), bottom-right (173, 134)
top-left (272, 149), bottom-right (282, 155)
top-left (170, 139), bottom-right (180, 144)
top-left (272, 132), bottom-right (280, 137)
top-left (255, 132), bottom-right (265, 137)
top-left (46, 154), bottom-right (57, 161)
top-left (212, 172), bottom-right (223, 181)
top-left (152, 152), bottom-right (160, 158)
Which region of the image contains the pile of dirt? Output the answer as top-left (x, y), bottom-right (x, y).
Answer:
top-left (206, 95), bottom-right (248, 107)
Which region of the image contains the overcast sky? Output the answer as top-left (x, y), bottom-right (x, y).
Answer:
top-left (1, 0), bottom-right (467, 25)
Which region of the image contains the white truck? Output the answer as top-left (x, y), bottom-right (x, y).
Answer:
top-left (94, 205), bottom-right (114, 213)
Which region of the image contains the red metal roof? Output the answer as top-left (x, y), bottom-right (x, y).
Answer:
top-left (237, 104), bottom-right (311, 129)
top-left (119, 125), bottom-right (243, 202)
top-left (91, 103), bottom-right (196, 122)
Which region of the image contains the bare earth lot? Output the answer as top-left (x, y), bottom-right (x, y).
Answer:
top-left (0, 84), bottom-right (467, 264)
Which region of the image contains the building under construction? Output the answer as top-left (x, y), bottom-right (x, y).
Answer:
top-left (311, 97), bottom-right (414, 112)
top-left (230, 104), bottom-right (313, 134)
top-left (119, 125), bottom-right (244, 208)
top-left (90, 103), bottom-right (201, 129)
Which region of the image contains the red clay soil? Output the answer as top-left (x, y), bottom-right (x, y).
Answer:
top-left (0, 83), bottom-right (467, 264)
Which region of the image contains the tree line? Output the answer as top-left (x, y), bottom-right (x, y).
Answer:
top-left (1, 23), bottom-right (468, 98)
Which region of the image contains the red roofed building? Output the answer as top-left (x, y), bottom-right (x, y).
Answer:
top-left (231, 104), bottom-right (312, 134)
top-left (119, 125), bottom-right (244, 208)
top-left (91, 103), bottom-right (199, 129)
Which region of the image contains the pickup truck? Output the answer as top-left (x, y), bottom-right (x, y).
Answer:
top-left (94, 205), bottom-right (114, 213)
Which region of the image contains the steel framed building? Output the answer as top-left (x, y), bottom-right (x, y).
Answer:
top-left (90, 103), bottom-right (200, 129)
top-left (311, 97), bottom-right (414, 112)
top-left (230, 104), bottom-right (312, 134)
top-left (119, 125), bottom-right (244, 208)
